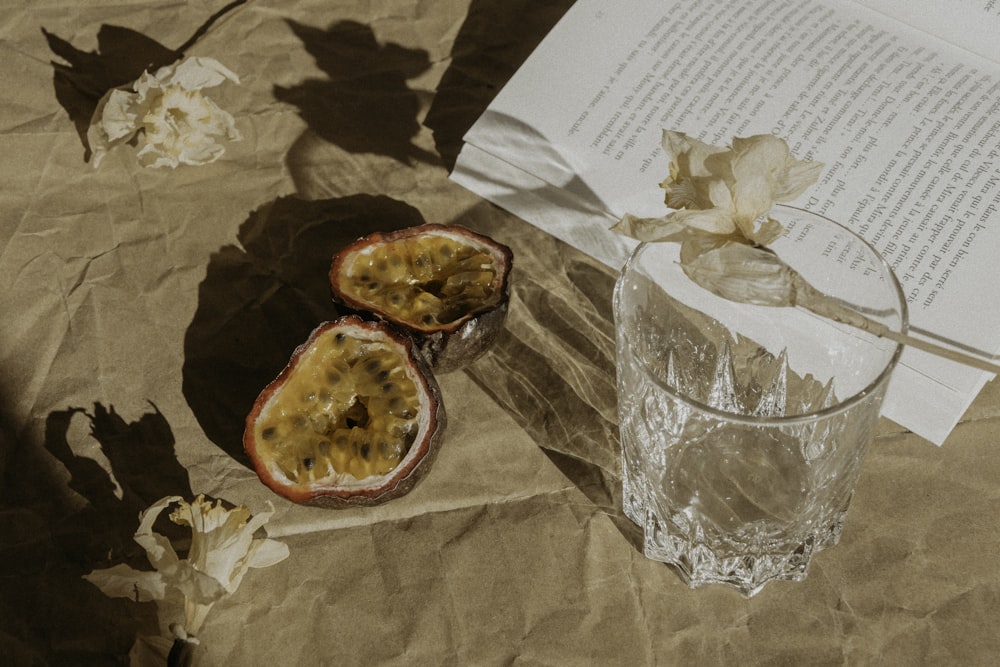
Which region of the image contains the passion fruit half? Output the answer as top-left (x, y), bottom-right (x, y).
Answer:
top-left (329, 224), bottom-right (513, 372)
top-left (243, 316), bottom-right (446, 508)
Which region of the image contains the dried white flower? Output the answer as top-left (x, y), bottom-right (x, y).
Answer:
top-left (87, 57), bottom-right (242, 168)
top-left (612, 130), bottom-right (1000, 374)
top-left (84, 495), bottom-right (289, 635)
top-left (613, 131), bottom-right (823, 245)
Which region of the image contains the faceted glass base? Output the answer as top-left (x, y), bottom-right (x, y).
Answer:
top-left (637, 505), bottom-right (849, 597)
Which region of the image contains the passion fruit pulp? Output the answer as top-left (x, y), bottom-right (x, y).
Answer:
top-left (330, 224), bottom-right (513, 372)
top-left (244, 316), bottom-right (446, 507)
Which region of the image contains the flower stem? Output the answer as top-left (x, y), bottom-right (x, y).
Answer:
top-left (683, 240), bottom-right (1000, 375)
top-left (793, 274), bottom-right (1000, 374)
top-left (878, 329), bottom-right (1000, 373)
top-left (167, 625), bottom-right (199, 667)
top-left (167, 637), bottom-right (197, 667)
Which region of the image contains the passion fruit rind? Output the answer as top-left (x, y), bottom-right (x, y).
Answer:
top-left (329, 223), bottom-right (513, 373)
top-left (411, 298), bottom-right (509, 373)
top-left (243, 315), bottom-right (446, 508)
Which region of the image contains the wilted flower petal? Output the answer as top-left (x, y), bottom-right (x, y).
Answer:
top-left (730, 134), bottom-right (824, 238)
top-left (611, 213), bottom-right (685, 242)
top-left (158, 57), bottom-right (240, 91)
top-left (730, 134), bottom-right (825, 203)
top-left (95, 89), bottom-right (143, 142)
top-left (83, 563), bottom-right (169, 602)
top-left (134, 495), bottom-right (183, 570)
top-left (662, 130), bottom-right (726, 180)
top-left (679, 238), bottom-right (798, 307)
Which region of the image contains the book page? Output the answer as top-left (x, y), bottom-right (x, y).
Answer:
top-left (454, 0), bottom-right (1000, 444)
top-left (853, 0), bottom-right (1000, 64)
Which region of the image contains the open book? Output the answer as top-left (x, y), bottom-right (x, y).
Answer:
top-left (451, 0), bottom-right (1000, 445)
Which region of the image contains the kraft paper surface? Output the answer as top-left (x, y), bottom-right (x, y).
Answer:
top-left (1, 1), bottom-right (998, 664)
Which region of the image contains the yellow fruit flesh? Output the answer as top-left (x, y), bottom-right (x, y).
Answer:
top-left (345, 235), bottom-right (498, 328)
top-left (254, 329), bottom-right (423, 486)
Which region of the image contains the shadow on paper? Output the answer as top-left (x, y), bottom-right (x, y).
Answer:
top-left (182, 194), bottom-right (426, 466)
top-left (0, 402), bottom-right (187, 663)
top-left (423, 0), bottom-right (576, 170)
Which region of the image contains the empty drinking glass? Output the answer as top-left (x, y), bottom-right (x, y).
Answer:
top-left (614, 205), bottom-right (906, 596)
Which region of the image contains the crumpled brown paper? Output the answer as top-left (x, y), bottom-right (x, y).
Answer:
top-left (1, 0), bottom-right (999, 665)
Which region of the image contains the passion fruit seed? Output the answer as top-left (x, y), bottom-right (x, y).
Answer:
top-left (251, 325), bottom-right (425, 487)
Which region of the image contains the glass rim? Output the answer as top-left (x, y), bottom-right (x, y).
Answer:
top-left (614, 204), bottom-right (909, 426)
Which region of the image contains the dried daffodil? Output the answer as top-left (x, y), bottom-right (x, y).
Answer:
top-left (613, 130), bottom-right (824, 246)
top-left (87, 57), bottom-right (242, 168)
top-left (613, 129), bottom-right (1000, 374)
top-left (84, 495), bottom-right (289, 661)
top-left (613, 130), bottom-right (825, 309)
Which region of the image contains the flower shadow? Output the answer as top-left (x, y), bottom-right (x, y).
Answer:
top-left (0, 402), bottom-right (187, 663)
top-left (275, 18), bottom-right (438, 171)
top-left (452, 204), bottom-right (642, 549)
top-left (43, 403), bottom-right (192, 563)
top-left (43, 25), bottom-right (178, 159)
top-left (181, 194), bottom-right (426, 466)
top-left (42, 0), bottom-right (248, 161)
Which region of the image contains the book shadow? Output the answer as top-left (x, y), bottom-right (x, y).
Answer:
top-left (423, 0), bottom-right (576, 170)
top-left (276, 17), bottom-right (439, 182)
top-left (181, 194), bottom-right (426, 466)
top-left (0, 402), bottom-right (187, 663)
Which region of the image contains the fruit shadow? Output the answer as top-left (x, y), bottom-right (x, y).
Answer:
top-left (0, 402), bottom-right (187, 663)
top-left (421, 0), bottom-right (626, 533)
top-left (276, 17), bottom-right (439, 183)
top-left (455, 212), bottom-right (644, 551)
top-left (181, 194), bottom-right (426, 466)
top-left (423, 0), bottom-right (577, 170)
top-left (42, 0), bottom-right (248, 161)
